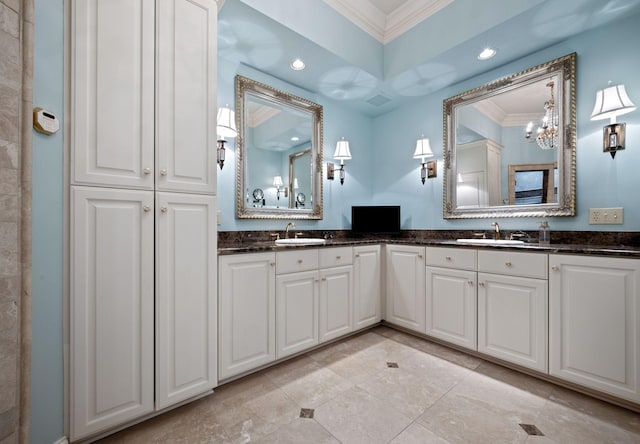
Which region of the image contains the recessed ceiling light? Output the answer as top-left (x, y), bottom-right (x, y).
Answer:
top-left (290, 58), bottom-right (305, 71)
top-left (291, 136), bottom-right (300, 141)
top-left (477, 47), bottom-right (496, 60)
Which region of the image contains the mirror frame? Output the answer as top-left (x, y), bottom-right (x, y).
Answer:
top-left (235, 75), bottom-right (323, 220)
top-left (443, 53), bottom-right (576, 219)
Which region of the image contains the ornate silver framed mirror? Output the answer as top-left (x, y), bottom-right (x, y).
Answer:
top-left (235, 75), bottom-right (323, 219)
top-left (443, 53), bottom-right (576, 219)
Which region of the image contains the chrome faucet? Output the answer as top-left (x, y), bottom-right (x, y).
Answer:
top-left (491, 222), bottom-right (500, 240)
top-left (284, 222), bottom-right (295, 239)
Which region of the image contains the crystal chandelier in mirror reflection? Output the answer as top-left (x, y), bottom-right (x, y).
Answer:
top-left (525, 81), bottom-right (558, 150)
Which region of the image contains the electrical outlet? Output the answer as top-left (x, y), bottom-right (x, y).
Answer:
top-left (217, 210), bottom-right (221, 225)
top-left (589, 207), bottom-right (624, 225)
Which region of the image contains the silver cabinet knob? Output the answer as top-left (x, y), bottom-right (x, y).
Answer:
top-left (270, 262), bottom-right (275, 267)
top-left (143, 205), bottom-right (151, 213)
top-left (552, 265), bottom-right (560, 271)
top-left (336, 256), bottom-right (341, 260)
top-left (467, 280), bottom-right (474, 286)
top-left (445, 256), bottom-right (452, 261)
top-left (143, 167), bottom-right (151, 175)
top-left (355, 253), bottom-right (360, 257)
top-left (418, 254), bottom-right (423, 259)
top-left (505, 261), bottom-right (512, 267)
top-left (297, 259), bottom-right (303, 264)
top-left (160, 169), bottom-right (167, 176)
top-left (479, 282), bottom-right (485, 287)
top-left (160, 206), bottom-right (168, 213)
top-left (321, 277), bottom-right (327, 281)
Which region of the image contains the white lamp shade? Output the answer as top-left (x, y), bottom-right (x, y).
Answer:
top-left (333, 138), bottom-right (352, 160)
top-left (272, 175), bottom-right (284, 187)
top-left (590, 84), bottom-right (636, 121)
top-left (413, 138), bottom-right (434, 159)
top-left (217, 106), bottom-right (237, 138)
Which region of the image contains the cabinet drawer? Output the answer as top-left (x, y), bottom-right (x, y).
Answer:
top-left (276, 249), bottom-right (319, 274)
top-left (426, 247), bottom-right (477, 270)
top-left (478, 250), bottom-right (547, 279)
top-left (319, 247), bottom-right (353, 268)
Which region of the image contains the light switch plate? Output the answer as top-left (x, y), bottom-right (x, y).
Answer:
top-left (589, 207), bottom-right (623, 225)
top-left (216, 211), bottom-right (221, 225)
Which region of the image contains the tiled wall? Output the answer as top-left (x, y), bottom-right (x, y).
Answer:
top-left (0, 0), bottom-right (32, 442)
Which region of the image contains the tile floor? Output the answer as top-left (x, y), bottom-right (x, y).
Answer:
top-left (99, 326), bottom-right (640, 444)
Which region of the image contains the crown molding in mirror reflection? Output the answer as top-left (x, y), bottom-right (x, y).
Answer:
top-left (443, 52), bottom-right (576, 219)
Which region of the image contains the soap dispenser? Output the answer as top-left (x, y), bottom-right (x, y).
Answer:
top-left (538, 221), bottom-right (550, 245)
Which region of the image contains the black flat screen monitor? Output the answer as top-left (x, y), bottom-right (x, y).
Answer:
top-left (351, 206), bottom-right (401, 235)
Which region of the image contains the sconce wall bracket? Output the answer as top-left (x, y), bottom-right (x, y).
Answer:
top-left (603, 123), bottom-right (626, 158)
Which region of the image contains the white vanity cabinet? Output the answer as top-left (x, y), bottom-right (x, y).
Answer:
top-left (318, 247), bottom-right (354, 343)
top-left (425, 247), bottom-right (477, 350)
top-left (549, 254), bottom-right (640, 403)
top-left (276, 249), bottom-right (320, 358)
top-left (477, 250), bottom-right (548, 372)
top-left (218, 252), bottom-right (276, 381)
top-left (386, 245), bottom-right (426, 333)
top-left (353, 245), bottom-right (382, 329)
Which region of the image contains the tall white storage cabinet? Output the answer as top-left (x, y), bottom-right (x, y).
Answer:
top-left (69, 0), bottom-right (217, 440)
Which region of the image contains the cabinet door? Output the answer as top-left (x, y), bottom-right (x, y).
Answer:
top-left (550, 255), bottom-right (640, 403)
top-left (353, 245), bottom-right (381, 329)
top-left (70, 186), bottom-right (154, 440)
top-left (478, 273), bottom-right (547, 372)
top-left (218, 253), bottom-right (276, 380)
top-left (426, 266), bottom-right (477, 350)
top-left (386, 245), bottom-right (426, 333)
top-left (319, 266), bottom-right (353, 343)
top-left (71, 0), bottom-right (155, 189)
top-left (155, 193), bottom-right (217, 409)
top-left (156, 0), bottom-right (217, 193)
top-left (276, 271), bottom-right (319, 358)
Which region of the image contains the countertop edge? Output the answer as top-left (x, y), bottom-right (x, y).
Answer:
top-left (217, 238), bottom-right (640, 258)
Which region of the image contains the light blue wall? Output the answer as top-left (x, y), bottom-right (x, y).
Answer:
top-left (371, 11), bottom-right (640, 232)
top-left (31, 1), bottom-right (65, 443)
top-left (217, 61), bottom-right (374, 232)
top-left (29, 5), bottom-right (640, 442)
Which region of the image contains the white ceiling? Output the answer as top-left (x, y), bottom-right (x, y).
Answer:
top-left (218, 0), bottom-right (640, 117)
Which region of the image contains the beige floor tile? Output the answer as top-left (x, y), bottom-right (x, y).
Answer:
top-left (95, 327), bottom-right (640, 444)
top-left (546, 386), bottom-right (640, 434)
top-left (474, 361), bottom-right (556, 399)
top-left (389, 422), bottom-right (452, 444)
top-left (356, 366), bottom-right (451, 420)
top-left (257, 418), bottom-right (339, 444)
top-left (314, 386), bottom-right (414, 444)
top-left (272, 366), bottom-right (354, 408)
top-left (534, 398), bottom-right (640, 444)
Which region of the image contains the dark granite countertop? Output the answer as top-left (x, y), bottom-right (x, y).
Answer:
top-left (218, 236), bottom-right (640, 258)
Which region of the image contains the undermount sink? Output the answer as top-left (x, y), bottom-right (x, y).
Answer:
top-left (456, 238), bottom-right (525, 245)
top-left (275, 238), bottom-right (327, 246)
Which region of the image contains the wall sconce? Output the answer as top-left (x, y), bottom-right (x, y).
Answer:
top-left (216, 106), bottom-right (237, 169)
top-left (591, 83), bottom-right (636, 158)
top-left (273, 175), bottom-right (287, 201)
top-left (413, 137), bottom-right (436, 184)
top-left (327, 137), bottom-right (352, 185)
